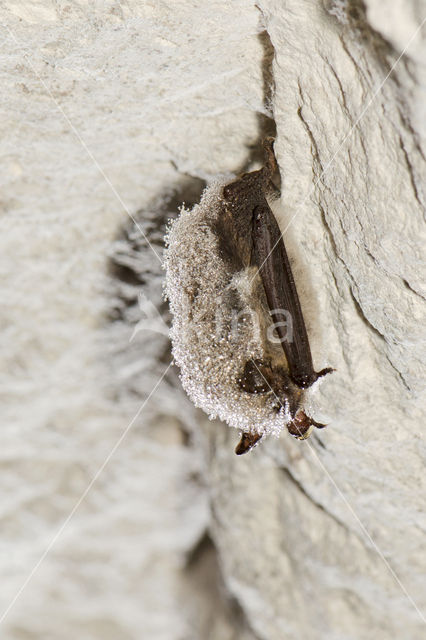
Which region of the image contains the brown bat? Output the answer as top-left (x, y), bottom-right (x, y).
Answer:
top-left (164, 138), bottom-right (333, 455)
top-left (222, 139), bottom-right (333, 452)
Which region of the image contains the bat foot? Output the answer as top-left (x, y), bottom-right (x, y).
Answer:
top-left (262, 137), bottom-right (278, 178)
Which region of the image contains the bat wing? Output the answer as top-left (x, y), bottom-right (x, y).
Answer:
top-left (252, 201), bottom-right (332, 388)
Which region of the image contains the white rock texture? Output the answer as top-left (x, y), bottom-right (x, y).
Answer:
top-left (0, 1), bottom-right (425, 639)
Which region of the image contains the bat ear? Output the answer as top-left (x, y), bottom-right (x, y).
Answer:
top-left (310, 418), bottom-right (327, 429)
top-left (235, 432), bottom-right (264, 455)
top-left (287, 410), bottom-right (327, 440)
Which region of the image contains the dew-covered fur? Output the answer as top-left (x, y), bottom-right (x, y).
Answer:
top-left (164, 178), bottom-right (297, 437)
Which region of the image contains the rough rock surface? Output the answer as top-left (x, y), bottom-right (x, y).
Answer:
top-left (0, 1), bottom-right (425, 639)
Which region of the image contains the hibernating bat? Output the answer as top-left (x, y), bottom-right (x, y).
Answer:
top-left (164, 138), bottom-right (333, 454)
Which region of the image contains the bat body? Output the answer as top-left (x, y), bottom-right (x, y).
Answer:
top-left (164, 139), bottom-right (332, 454)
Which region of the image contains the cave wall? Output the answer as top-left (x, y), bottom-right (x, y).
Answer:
top-left (0, 1), bottom-right (425, 639)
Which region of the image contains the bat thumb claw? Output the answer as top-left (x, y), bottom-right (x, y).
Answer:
top-left (317, 367), bottom-right (335, 379)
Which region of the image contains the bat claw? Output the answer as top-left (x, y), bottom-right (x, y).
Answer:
top-left (317, 367), bottom-right (335, 379)
top-left (292, 367), bottom-right (335, 389)
top-left (262, 137), bottom-right (278, 177)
